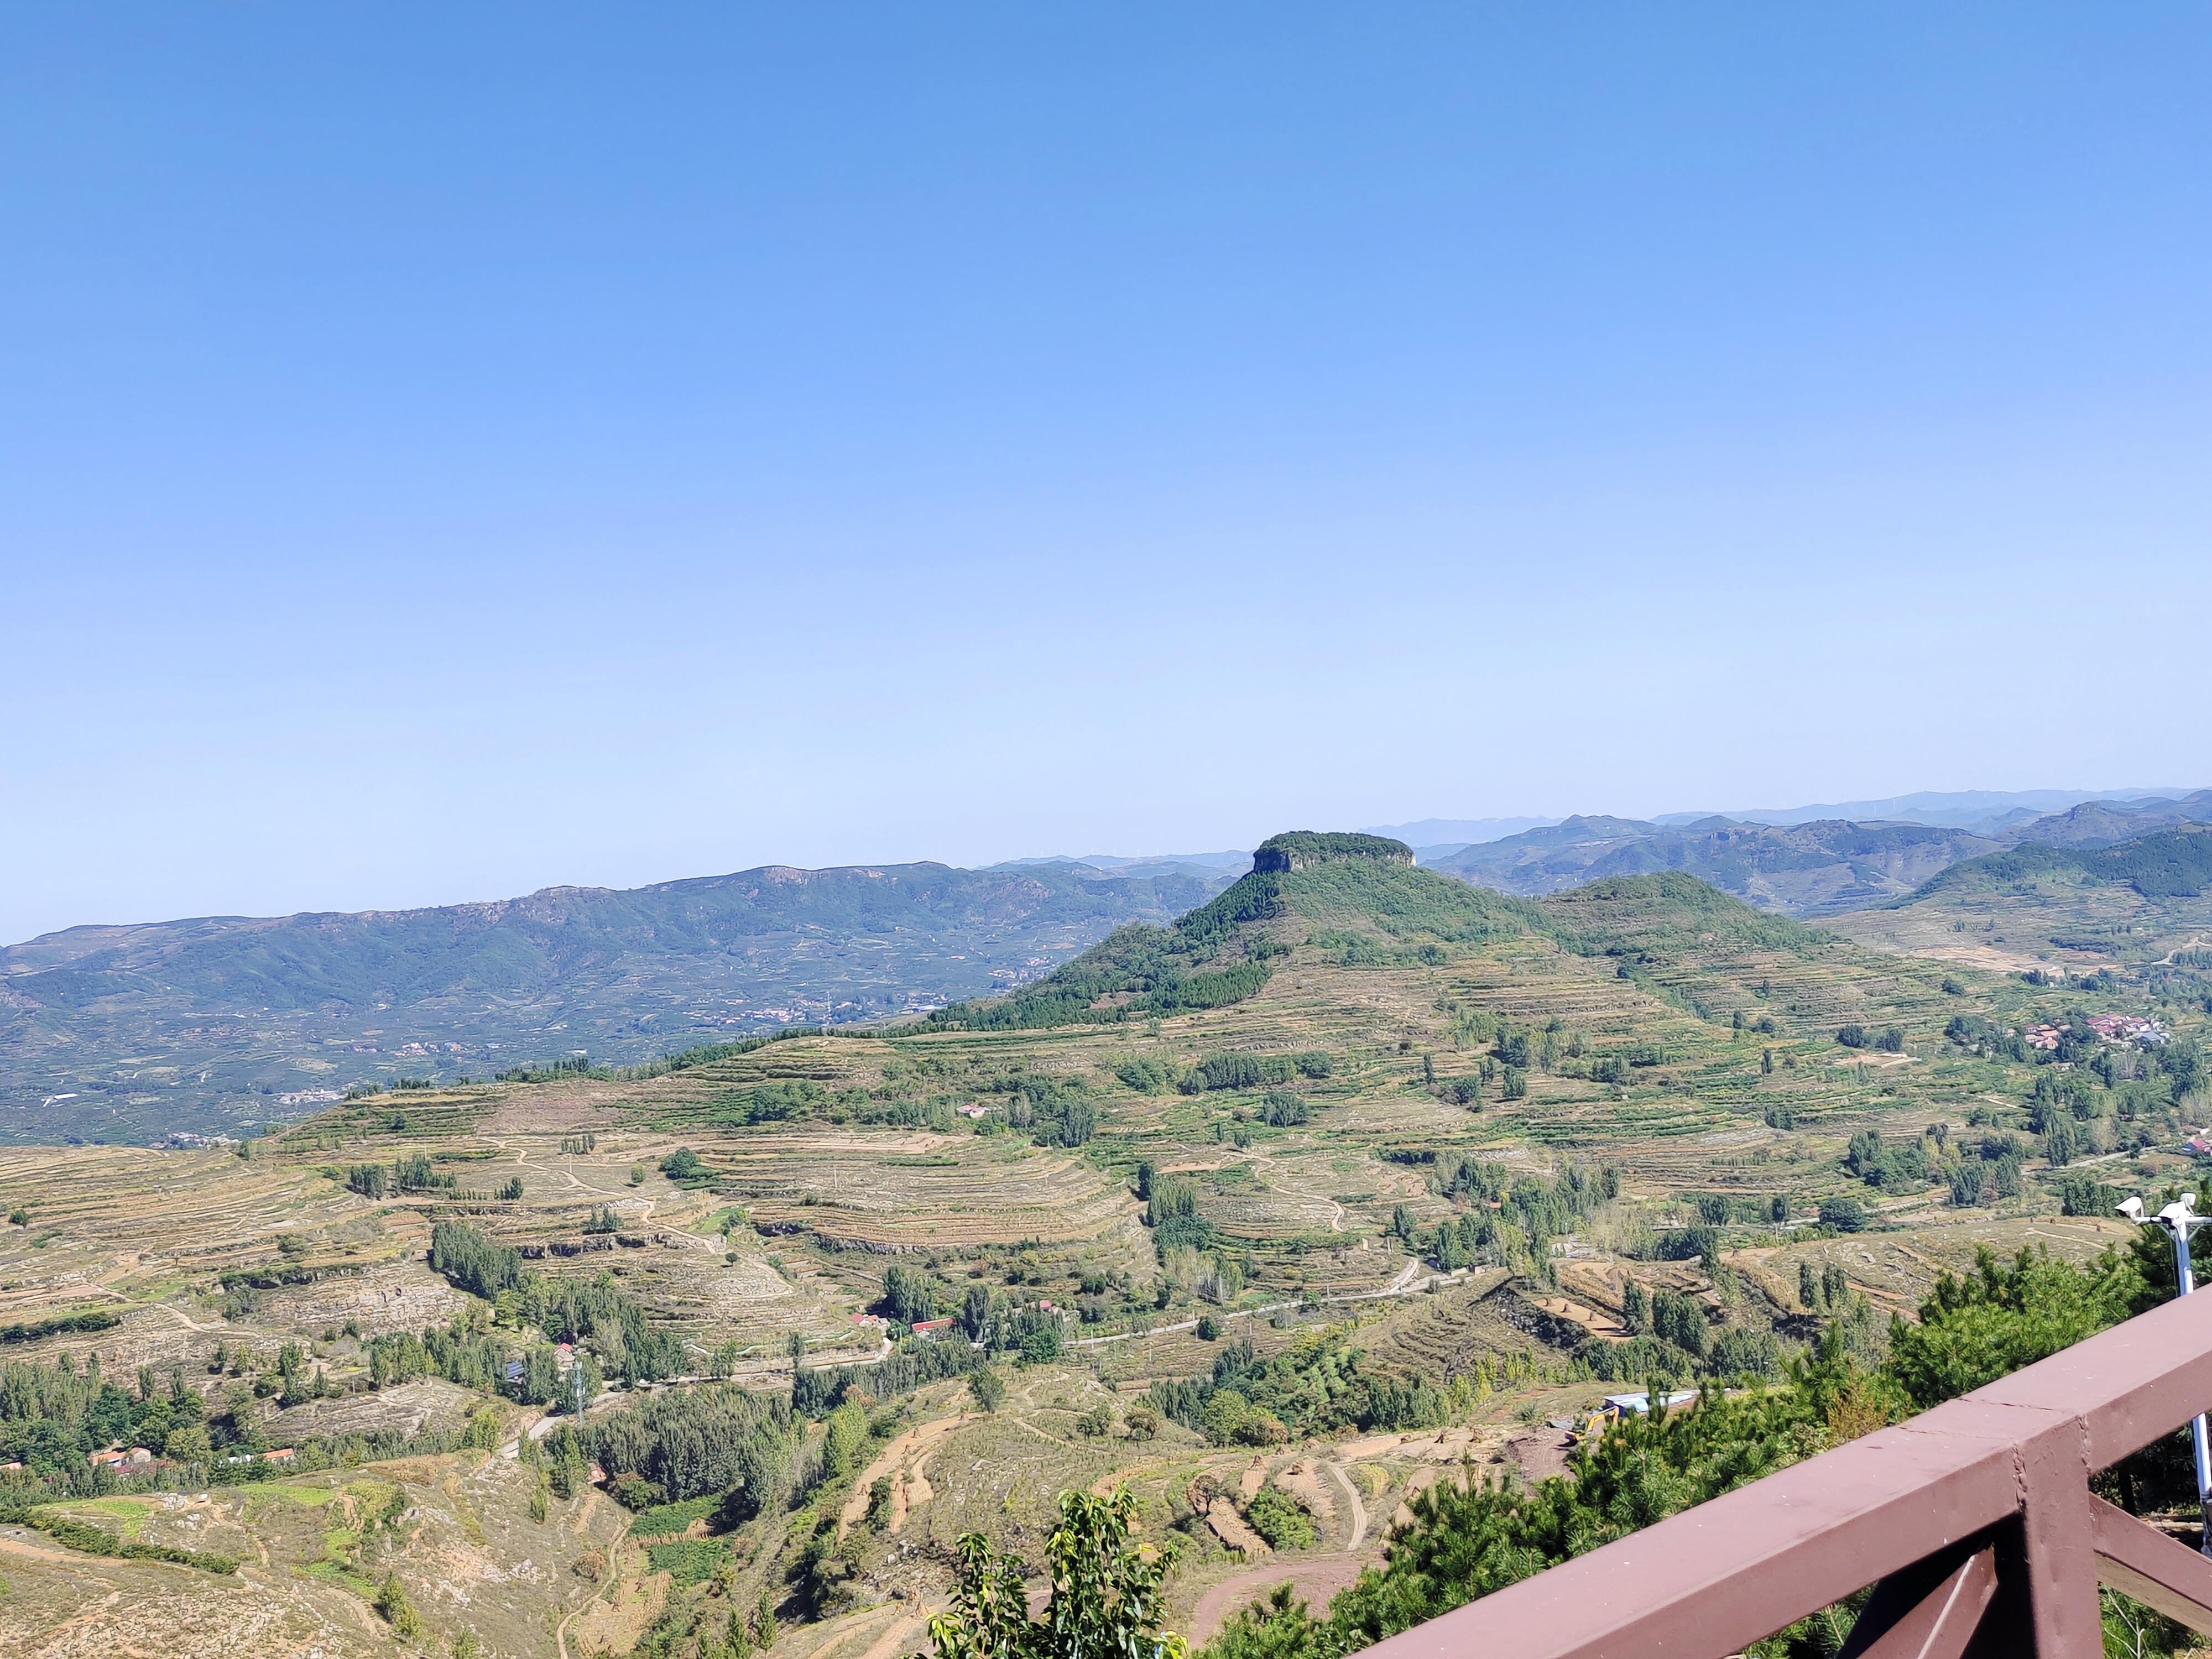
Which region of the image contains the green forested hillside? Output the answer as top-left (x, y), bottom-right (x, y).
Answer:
top-left (1827, 824), bottom-right (2212, 975)
top-left (1914, 824), bottom-right (2212, 902)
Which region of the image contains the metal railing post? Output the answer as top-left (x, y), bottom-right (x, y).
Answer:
top-left (2122, 1193), bottom-right (2212, 1557)
top-left (2175, 1224), bottom-right (2212, 1558)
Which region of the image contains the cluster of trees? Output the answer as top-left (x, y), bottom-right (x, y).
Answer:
top-left (1686, 1193), bottom-right (1790, 1226)
top-left (790, 1338), bottom-right (984, 1417)
top-left (1241, 1483), bottom-right (1318, 1550)
top-left (1842, 1129), bottom-right (1929, 1188)
top-left (345, 1154), bottom-right (458, 1199)
top-left (1308, 927), bottom-right (1422, 968)
top-left (426, 1221), bottom-right (685, 1386)
top-left (980, 1072), bottom-right (1099, 1148)
top-left (1834, 1022), bottom-right (1905, 1052)
top-left (367, 1322), bottom-right (496, 1388)
top-left (1144, 1174), bottom-right (1215, 1259)
top-left (0, 1309), bottom-right (118, 1346)
top-left (2025, 1060), bottom-right (2177, 1164)
top-left (366, 1311), bottom-right (606, 1406)
top-left (1140, 1175), bottom-right (1248, 1308)
top-left (1797, 1261), bottom-right (1851, 1313)
top-left (1839, 1127), bottom-right (2032, 1208)
top-left (494, 1054), bottom-right (608, 1083)
top-left (1944, 1012), bottom-right (2032, 1062)
top-left (1115, 1055), bottom-right (1180, 1093)
top-left (1178, 1052), bottom-right (1332, 1093)
top-left (1120, 1053), bottom-right (1328, 1124)
top-left (589, 1384), bottom-right (798, 1511)
top-left (700, 1079), bottom-right (837, 1128)
top-left (857, 1097), bottom-right (971, 1134)
top-left (0, 1355), bottom-right (218, 1475)
top-left (879, 1265), bottom-right (942, 1326)
top-left (1421, 1161), bottom-right (1619, 1276)
top-left (659, 1147), bottom-right (711, 1184)
top-left (583, 1346), bottom-right (1010, 1619)
top-left (869, 1267), bottom-right (1079, 1356)
top-left (1146, 1331), bottom-right (1457, 1448)
top-left (1589, 1284), bottom-right (1783, 1384)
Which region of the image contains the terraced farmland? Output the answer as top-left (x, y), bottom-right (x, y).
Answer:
top-left (1, 850), bottom-right (2207, 1658)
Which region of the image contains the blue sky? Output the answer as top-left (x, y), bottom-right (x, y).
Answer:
top-left (5, 4), bottom-right (2210, 943)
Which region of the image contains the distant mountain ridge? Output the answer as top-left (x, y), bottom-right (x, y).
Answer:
top-left (1660, 786), bottom-right (2193, 832)
top-left (13, 786), bottom-right (2210, 1145)
top-left (1423, 790), bottom-right (2212, 918)
top-left (0, 859), bottom-right (1234, 1144)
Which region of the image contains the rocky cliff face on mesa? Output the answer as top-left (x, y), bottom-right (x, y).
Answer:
top-left (1250, 832), bottom-right (1416, 874)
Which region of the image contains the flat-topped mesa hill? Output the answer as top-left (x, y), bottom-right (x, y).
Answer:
top-left (922, 832), bottom-right (1527, 1032)
top-left (1250, 831), bottom-right (1415, 873)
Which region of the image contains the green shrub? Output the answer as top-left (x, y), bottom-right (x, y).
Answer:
top-left (655, 1150), bottom-right (708, 1186)
top-left (2057, 1172), bottom-right (2110, 1218)
top-left (1818, 1194), bottom-right (1867, 1232)
top-left (628, 1495), bottom-right (722, 1538)
top-left (645, 1537), bottom-right (728, 1587)
top-left (1115, 1056), bottom-right (1181, 1093)
top-left (1243, 1484), bottom-right (1317, 1550)
top-left (375, 1573), bottom-right (424, 1641)
top-left (607, 1472), bottom-right (666, 1511)
top-left (968, 1368), bottom-right (1005, 1412)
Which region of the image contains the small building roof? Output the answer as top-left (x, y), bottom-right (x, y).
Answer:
top-left (1604, 1390), bottom-right (1698, 1415)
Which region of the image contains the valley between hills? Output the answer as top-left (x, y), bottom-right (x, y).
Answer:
top-left (1, 832), bottom-right (2208, 1657)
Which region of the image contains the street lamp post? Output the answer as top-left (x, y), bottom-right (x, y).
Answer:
top-left (2120, 1192), bottom-right (2212, 1557)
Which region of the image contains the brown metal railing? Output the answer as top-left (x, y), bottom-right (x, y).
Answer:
top-left (1361, 1280), bottom-right (2212, 1659)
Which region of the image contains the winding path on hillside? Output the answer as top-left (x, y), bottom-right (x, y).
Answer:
top-left (1327, 1461), bottom-right (1368, 1550)
top-left (555, 1493), bottom-right (628, 1659)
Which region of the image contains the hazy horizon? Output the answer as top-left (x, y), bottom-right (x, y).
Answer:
top-left (6, 782), bottom-right (2199, 945)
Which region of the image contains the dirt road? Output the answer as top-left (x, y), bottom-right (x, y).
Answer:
top-left (1185, 1554), bottom-right (1372, 1646)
